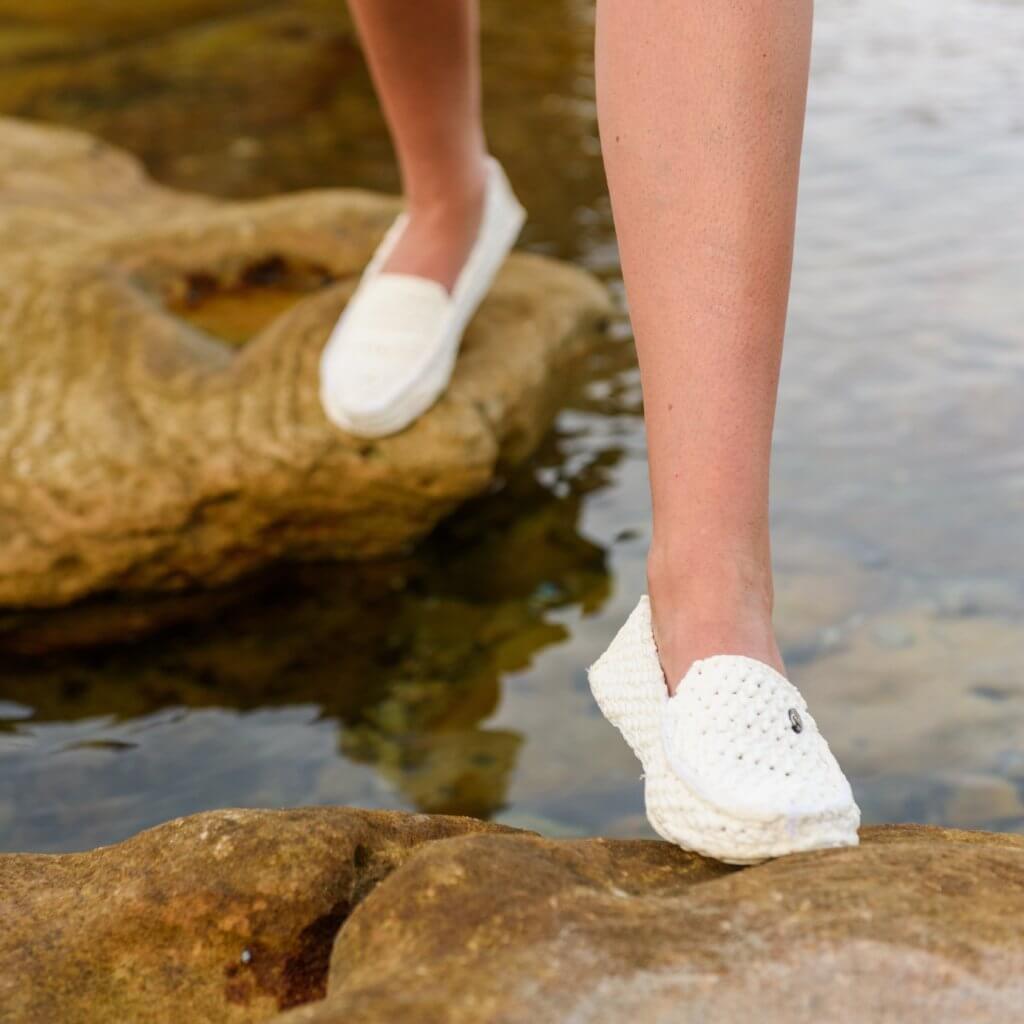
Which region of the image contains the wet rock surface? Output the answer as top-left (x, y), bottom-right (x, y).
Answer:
top-left (2, 809), bottom-right (1023, 1023)
top-left (0, 117), bottom-right (609, 611)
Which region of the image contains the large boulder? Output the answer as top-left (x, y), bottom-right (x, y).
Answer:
top-left (2, 808), bottom-right (1023, 1023)
top-left (0, 118), bottom-right (610, 609)
top-left (298, 824), bottom-right (1024, 1024)
top-left (0, 807), bottom-right (513, 1022)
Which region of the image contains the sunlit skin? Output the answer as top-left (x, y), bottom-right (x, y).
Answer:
top-left (596, 0), bottom-right (812, 689)
top-left (350, 0), bottom-right (812, 691)
top-left (347, 0), bottom-right (488, 294)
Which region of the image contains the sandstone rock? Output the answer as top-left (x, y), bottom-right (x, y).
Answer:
top-left (0, 118), bottom-right (610, 609)
top-left (3, 808), bottom-right (1023, 1024)
top-left (0, 807), bottom-right (512, 1022)
top-left (299, 825), bottom-right (1024, 1024)
top-left (0, 0), bottom-right (256, 34)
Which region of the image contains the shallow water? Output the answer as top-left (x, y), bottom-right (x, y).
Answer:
top-left (1, 0), bottom-right (1022, 851)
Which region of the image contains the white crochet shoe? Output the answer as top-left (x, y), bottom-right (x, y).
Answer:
top-left (589, 597), bottom-right (860, 864)
top-left (320, 156), bottom-right (526, 438)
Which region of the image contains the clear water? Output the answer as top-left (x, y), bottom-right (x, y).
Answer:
top-left (0, 0), bottom-right (1022, 852)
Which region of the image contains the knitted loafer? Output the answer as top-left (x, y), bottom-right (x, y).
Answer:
top-left (588, 597), bottom-right (860, 864)
top-left (320, 156), bottom-right (526, 438)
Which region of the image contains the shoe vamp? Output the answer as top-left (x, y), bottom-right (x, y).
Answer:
top-left (340, 278), bottom-right (451, 395)
top-left (663, 663), bottom-right (853, 821)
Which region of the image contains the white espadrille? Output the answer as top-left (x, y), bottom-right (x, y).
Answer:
top-left (319, 156), bottom-right (526, 438)
top-left (588, 597), bottom-right (860, 864)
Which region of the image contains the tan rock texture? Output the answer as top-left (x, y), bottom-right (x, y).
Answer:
top-left (293, 825), bottom-right (1024, 1024)
top-left (0, 118), bottom-right (610, 609)
top-left (2, 809), bottom-right (1023, 1023)
top-left (0, 0), bottom-right (256, 34)
top-left (0, 807), bottom-right (512, 1023)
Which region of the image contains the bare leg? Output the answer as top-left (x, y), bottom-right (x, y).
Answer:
top-left (596, 0), bottom-right (813, 691)
top-left (347, 0), bottom-right (488, 292)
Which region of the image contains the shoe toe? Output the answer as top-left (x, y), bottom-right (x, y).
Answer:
top-left (662, 656), bottom-right (858, 825)
top-left (321, 274), bottom-right (451, 430)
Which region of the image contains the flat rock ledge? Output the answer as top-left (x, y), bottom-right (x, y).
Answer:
top-left (2, 808), bottom-right (1024, 1023)
top-left (0, 117), bottom-right (610, 610)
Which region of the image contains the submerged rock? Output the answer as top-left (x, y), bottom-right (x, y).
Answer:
top-left (2, 808), bottom-right (1023, 1023)
top-left (0, 118), bottom-right (610, 610)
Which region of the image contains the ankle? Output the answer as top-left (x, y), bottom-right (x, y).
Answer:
top-left (403, 154), bottom-right (488, 224)
top-left (384, 154), bottom-right (488, 292)
top-left (646, 544), bottom-right (781, 692)
top-left (646, 541), bottom-right (775, 619)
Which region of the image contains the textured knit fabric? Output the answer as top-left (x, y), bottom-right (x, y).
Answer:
top-left (589, 597), bottom-right (860, 864)
top-left (320, 157), bottom-right (525, 438)
top-left (332, 274), bottom-right (449, 406)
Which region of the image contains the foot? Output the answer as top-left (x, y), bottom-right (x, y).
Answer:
top-left (319, 157), bottom-right (525, 438)
top-left (588, 596), bottom-right (860, 863)
top-left (381, 165), bottom-right (488, 294)
top-left (648, 554), bottom-right (783, 695)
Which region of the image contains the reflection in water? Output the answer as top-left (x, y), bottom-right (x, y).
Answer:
top-left (0, 445), bottom-right (612, 850)
top-left (2, 0), bottom-right (1024, 850)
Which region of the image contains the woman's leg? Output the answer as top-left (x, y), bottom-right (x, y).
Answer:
top-left (347, 0), bottom-right (487, 292)
top-left (596, 0), bottom-right (813, 691)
